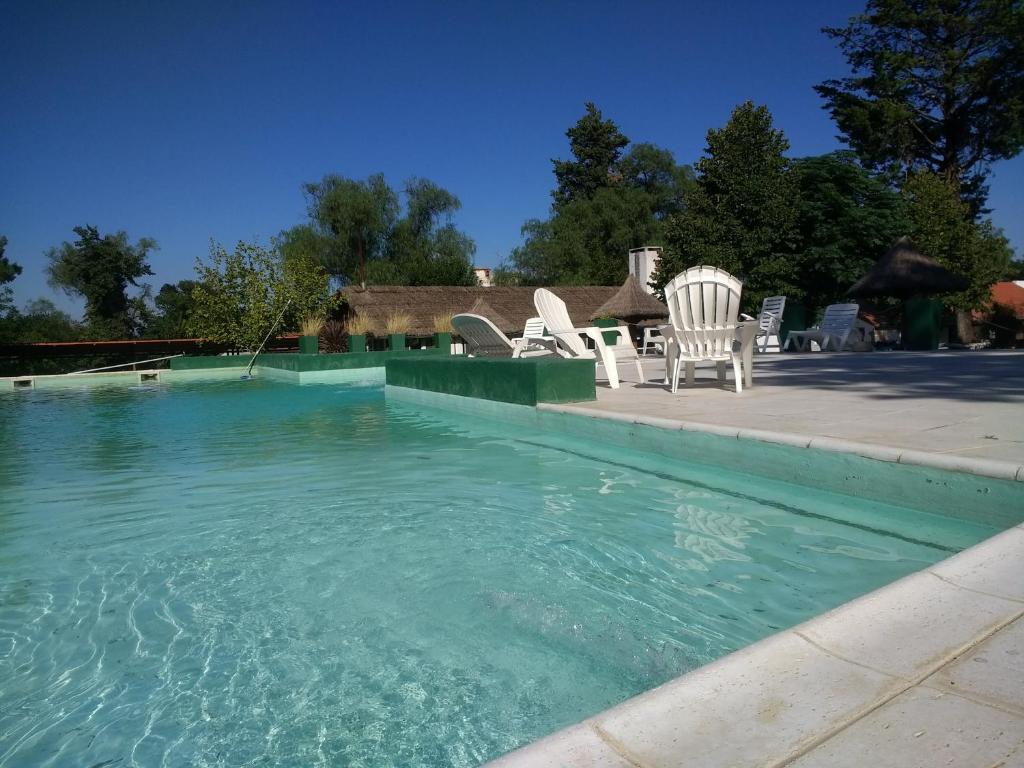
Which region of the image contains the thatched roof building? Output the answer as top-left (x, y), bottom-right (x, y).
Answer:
top-left (849, 237), bottom-right (968, 298)
top-left (343, 285), bottom-right (619, 335)
top-left (590, 274), bottom-right (668, 321)
top-left (467, 298), bottom-right (513, 331)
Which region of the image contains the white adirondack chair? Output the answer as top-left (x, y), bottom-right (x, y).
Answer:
top-left (783, 303), bottom-right (860, 352)
top-left (533, 289), bottom-right (644, 389)
top-left (663, 266), bottom-right (758, 393)
top-left (510, 316), bottom-right (554, 357)
top-left (741, 295), bottom-right (786, 353)
top-left (452, 314), bottom-right (554, 358)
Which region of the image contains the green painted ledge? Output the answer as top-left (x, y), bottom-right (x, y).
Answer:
top-left (385, 356), bottom-right (596, 405)
top-left (170, 349), bottom-right (448, 372)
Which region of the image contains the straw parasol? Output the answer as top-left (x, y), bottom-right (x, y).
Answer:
top-left (467, 297), bottom-right (513, 332)
top-left (848, 237), bottom-right (968, 298)
top-left (589, 274), bottom-right (669, 321)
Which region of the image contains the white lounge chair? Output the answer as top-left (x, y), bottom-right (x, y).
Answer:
top-left (783, 303), bottom-right (860, 352)
top-left (451, 314), bottom-right (554, 358)
top-left (741, 295), bottom-right (786, 353)
top-left (533, 288), bottom-right (644, 389)
top-left (510, 316), bottom-right (554, 357)
top-left (663, 266), bottom-right (758, 393)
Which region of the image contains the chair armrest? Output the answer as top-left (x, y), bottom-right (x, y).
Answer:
top-left (583, 325), bottom-right (627, 342)
top-left (740, 313), bottom-right (755, 321)
top-left (735, 320), bottom-right (760, 351)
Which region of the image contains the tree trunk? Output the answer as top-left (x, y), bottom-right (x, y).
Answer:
top-left (954, 309), bottom-right (976, 344)
top-left (358, 237), bottom-right (365, 289)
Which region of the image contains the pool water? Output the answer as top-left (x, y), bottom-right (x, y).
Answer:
top-left (0, 379), bottom-right (1000, 766)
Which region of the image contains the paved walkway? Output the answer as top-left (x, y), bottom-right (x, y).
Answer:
top-left (586, 350), bottom-right (1024, 465)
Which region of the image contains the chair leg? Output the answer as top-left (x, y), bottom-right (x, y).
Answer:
top-left (634, 359), bottom-right (644, 383)
top-left (670, 357), bottom-right (682, 393)
top-left (732, 353), bottom-right (744, 393)
top-left (599, 347), bottom-right (620, 389)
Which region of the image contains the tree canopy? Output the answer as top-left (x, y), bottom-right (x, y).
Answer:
top-left (816, 0), bottom-right (1024, 206)
top-left (790, 151), bottom-right (909, 313)
top-left (301, 173), bottom-right (399, 285)
top-left (902, 170), bottom-right (1013, 311)
top-left (0, 235), bottom-right (22, 286)
top-left (189, 240), bottom-right (337, 350)
top-left (1, 298), bottom-right (82, 345)
top-left (284, 173), bottom-right (476, 286)
top-left (143, 280), bottom-right (199, 339)
top-left (508, 103), bottom-right (693, 285)
top-left (551, 102), bottom-right (631, 207)
top-left (654, 101), bottom-right (800, 310)
top-left (45, 225), bottom-right (155, 339)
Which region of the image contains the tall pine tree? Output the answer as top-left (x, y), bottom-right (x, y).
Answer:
top-left (654, 102), bottom-right (800, 310)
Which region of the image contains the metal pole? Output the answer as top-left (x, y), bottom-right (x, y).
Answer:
top-left (245, 299), bottom-right (292, 377)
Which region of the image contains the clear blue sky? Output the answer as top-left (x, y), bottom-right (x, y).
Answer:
top-left (3, 0), bottom-right (1022, 316)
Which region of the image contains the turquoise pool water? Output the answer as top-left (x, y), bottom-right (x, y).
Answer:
top-left (0, 379), bottom-right (1000, 766)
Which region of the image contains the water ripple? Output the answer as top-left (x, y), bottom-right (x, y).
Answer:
top-left (0, 379), bottom-right (997, 766)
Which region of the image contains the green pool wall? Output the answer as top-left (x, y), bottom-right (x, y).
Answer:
top-left (385, 385), bottom-right (1024, 528)
top-left (385, 356), bottom-right (596, 405)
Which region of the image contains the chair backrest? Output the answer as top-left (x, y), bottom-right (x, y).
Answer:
top-left (451, 313), bottom-right (514, 357)
top-left (759, 296), bottom-right (786, 331)
top-left (521, 316), bottom-right (547, 338)
top-left (820, 303), bottom-right (860, 335)
top-left (664, 266), bottom-right (743, 359)
top-left (533, 289), bottom-right (589, 357)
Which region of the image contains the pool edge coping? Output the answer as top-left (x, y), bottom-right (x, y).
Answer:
top-left (537, 403), bottom-right (1024, 483)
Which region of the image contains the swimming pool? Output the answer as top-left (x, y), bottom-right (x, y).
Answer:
top-left (0, 379), bottom-right (1001, 766)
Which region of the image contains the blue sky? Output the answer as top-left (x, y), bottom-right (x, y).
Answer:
top-left (3, 0), bottom-right (1022, 316)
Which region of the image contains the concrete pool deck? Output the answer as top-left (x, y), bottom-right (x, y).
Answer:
top-left (562, 350), bottom-right (1024, 473)
top-left (490, 350), bottom-right (1024, 768)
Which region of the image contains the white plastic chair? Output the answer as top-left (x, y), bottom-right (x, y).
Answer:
top-left (510, 316), bottom-right (554, 357)
top-left (663, 266), bottom-right (758, 393)
top-left (640, 326), bottom-right (666, 356)
top-left (452, 314), bottom-right (555, 358)
top-left (783, 303), bottom-right (860, 352)
top-left (533, 289), bottom-right (644, 389)
top-left (741, 295), bottom-right (786, 353)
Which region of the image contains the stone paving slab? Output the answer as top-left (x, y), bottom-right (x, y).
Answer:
top-left (787, 685), bottom-right (1024, 768)
top-left (923, 616), bottom-right (1024, 717)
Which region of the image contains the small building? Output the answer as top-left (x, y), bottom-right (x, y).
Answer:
top-left (473, 267), bottom-right (493, 287)
top-left (628, 247), bottom-right (662, 295)
top-left (985, 281), bottom-right (1024, 346)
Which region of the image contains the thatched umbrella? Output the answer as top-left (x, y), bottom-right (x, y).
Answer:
top-left (467, 297), bottom-right (514, 333)
top-left (848, 237), bottom-right (969, 351)
top-left (589, 274), bottom-right (669, 321)
top-left (848, 237), bottom-right (968, 299)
